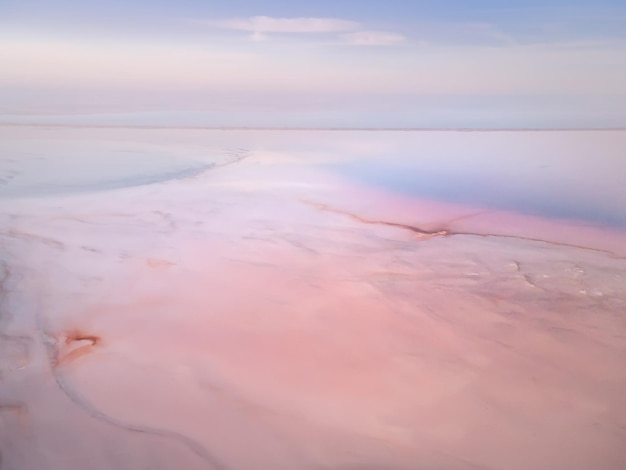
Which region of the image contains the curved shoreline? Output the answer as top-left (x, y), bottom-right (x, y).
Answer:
top-left (0, 147), bottom-right (250, 200)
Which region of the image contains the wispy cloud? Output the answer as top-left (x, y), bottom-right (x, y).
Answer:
top-left (199, 16), bottom-right (405, 46)
top-left (340, 31), bottom-right (407, 46)
top-left (201, 16), bottom-right (406, 46)
top-left (207, 16), bottom-right (358, 33)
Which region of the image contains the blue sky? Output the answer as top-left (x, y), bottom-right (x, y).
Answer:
top-left (1, 1), bottom-right (625, 126)
top-left (4, 0), bottom-right (626, 40)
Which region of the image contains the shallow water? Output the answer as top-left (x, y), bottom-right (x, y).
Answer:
top-left (1, 126), bottom-right (626, 470)
top-left (335, 160), bottom-right (626, 227)
top-left (3, 128), bottom-right (626, 227)
top-left (0, 131), bottom-right (250, 198)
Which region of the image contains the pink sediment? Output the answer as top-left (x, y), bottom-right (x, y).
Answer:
top-left (2, 128), bottom-right (626, 469)
top-left (50, 204), bottom-right (626, 469)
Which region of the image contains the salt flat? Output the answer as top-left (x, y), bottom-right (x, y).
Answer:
top-left (1, 126), bottom-right (626, 469)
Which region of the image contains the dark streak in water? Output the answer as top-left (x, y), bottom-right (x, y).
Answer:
top-left (304, 201), bottom-right (450, 237)
top-left (303, 200), bottom-right (626, 260)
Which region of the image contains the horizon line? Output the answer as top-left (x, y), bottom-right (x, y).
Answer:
top-left (1, 123), bottom-right (626, 132)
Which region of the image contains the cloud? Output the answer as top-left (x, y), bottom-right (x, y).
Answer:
top-left (209, 16), bottom-right (358, 34)
top-left (250, 31), bottom-right (267, 42)
top-left (340, 31), bottom-right (407, 46)
top-left (200, 16), bottom-right (407, 46)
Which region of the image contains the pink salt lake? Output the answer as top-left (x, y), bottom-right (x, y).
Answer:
top-left (1, 126), bottom-right (626, 470)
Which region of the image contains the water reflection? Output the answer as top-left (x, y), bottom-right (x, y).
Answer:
top-left (335, 160), bottom-right (626, 227)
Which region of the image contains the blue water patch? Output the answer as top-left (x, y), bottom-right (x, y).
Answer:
top-left (0, 164), bottom-right (212, 199)
top-left (53, 164), bottom-right (212, 192)
top-left (333, 161), bottom-right (626, 227)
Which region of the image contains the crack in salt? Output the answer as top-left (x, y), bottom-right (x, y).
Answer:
top-left (34, 322), bottom-right (230, 470)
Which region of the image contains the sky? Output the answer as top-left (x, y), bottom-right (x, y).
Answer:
top-left (1, 0), bottom-right (626, 127)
